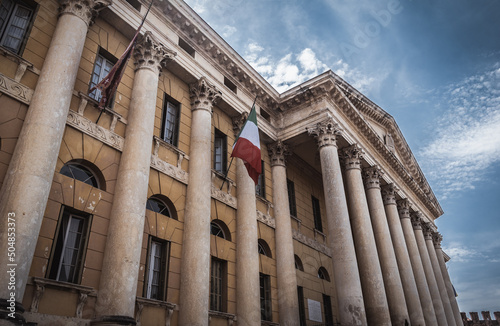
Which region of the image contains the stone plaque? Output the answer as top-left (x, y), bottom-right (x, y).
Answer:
top-left (307, 299), bottom-right (322, 322)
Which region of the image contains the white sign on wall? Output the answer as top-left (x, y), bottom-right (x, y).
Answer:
top-left (307, 299), bottom-right (322, 322)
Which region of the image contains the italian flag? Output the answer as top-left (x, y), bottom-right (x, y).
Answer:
top-left (231, 105), bottom-right (262, 184)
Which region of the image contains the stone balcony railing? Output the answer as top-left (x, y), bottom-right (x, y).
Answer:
top-left (461, 311), bottom-right (500, 325)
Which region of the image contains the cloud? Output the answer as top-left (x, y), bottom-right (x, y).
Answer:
top-left (221, 25), bottom-right (237, 38)
top-left (419, 64), bottom-right (500, 199)
top-left (244, 42), bottom-right (378, 94)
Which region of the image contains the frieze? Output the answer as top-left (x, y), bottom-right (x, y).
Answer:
top-left (67, 110), bottom-right (124, 150)
top-left (292, 229), bottom-right (332, 257)
top-left (256, 210), bottom-right (275, 228)
top-left (211, 185), bottom-right (237, 209)
top-left (151, 154), bottom-right (188, 185)
top-left (0, 72), bottom-right (33, 104)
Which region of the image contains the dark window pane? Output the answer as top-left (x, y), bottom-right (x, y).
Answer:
top-left (287, 179), bottom-right (297, 217)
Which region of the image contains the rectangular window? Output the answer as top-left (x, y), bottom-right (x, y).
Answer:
top-left (312, 196), bottom-right (323, 232)
top-left (88, 50), bottom-right (116, 103)
top-left (255, 160), bottom-right (265, 198)
top-left (210, 257), bottom-right (227, 312)
top-left (0, 0), bottom-right (35, 54)
top-left (323, 294), bottom-right (334, 326)
top-left (287, 179), bottom-right (297, 217)
top-left (223, 76), bottom-right (237, 93)
top-left (178, 37), bottom-right (195, 57)
top-left (297, 286), bottom-right (306, 326)
top-left (144, 237), bottom-right (170, 301)
top-left (260, 273), bottom-right (272, 321)
top-left (162, 97), bottom-right (180, 146)
top-left (48, 207), bottom-right (91, 284)
top-left (214, 129), bottom-right (227, 174)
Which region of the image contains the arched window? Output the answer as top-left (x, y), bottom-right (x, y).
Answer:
top-left (146, 195), bottom-right (177, 220)
top-left (318, 267), bottom-right (330, 282)
top-left (258, 239), bottom-right (272, 258)
top-left (60, 159), bottom-right (104, 190)
top-left (294, 254), bottom-right (304, 271)
top-left (210, 220), bottom-right (231, 241)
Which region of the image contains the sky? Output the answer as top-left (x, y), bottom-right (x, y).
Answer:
top-left (182, 0), bottom-right (500, 315)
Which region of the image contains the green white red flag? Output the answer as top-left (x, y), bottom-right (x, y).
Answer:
top-left (231, 104), bottom-right (261, 184)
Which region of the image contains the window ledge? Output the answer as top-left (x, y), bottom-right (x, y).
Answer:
top-left (74, 91), bottom-right (128, 133)
top-left (30, 277), bottom-right (96, 318)
top-left (291, 215), bottom-right (302, 231)
top-left (153, 135), bottom-right (189, 161)
top-left (209, 310), bottom-right (237, 325)
top-left (314, 228), bottom-right (327, 242)
top-left (0, 46), bottom-right (40, 81)
top-left (135, 297), bottom-right (177, 325)
top-left (257, 195), bottom-right (273, 215)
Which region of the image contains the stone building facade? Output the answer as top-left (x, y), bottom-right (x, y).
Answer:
top-left (0, 0), bottom-right (462, 325)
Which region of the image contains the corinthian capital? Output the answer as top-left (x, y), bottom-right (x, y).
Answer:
top-left (189, 77), bottom-right (222, 113)
top-left (410, 212), bottom-right (423, 230)
top-left (58, 0), bottom-right (111, 26)
top-left (340, 144), bottom-right (364, 170)
top-left (134, 31), bottom-right (176, 75)
top-left (432, 232), bottom-right (443, 249)
top-left (422, 222), bottom-right (433, 240)
top-left (268, 140), bottom-right (290, 167)
top-left (363, 166), bottom-right (383, 189)
top-left (306, 117), bottom-right (342, 148)
top-left (381, 184), bottom-right (398, 206)
top-left (396, 198), bottom-right (410, 219)
top-left (232, 111), bottom-right (248, 137)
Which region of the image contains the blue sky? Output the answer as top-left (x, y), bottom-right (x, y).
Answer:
top-left (183, 0), bottom-right (500, 315)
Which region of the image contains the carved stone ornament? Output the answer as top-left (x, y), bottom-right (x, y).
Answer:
top-left (232, 111), bottom-right (248, 137)
top-left (189, 76), bottom-right (222, 112)
top-left (363, 165), bottom-right (383, 189)
top-left (134, 31), bottom-right (176, 75)
top-left (268, 140), bottom-right (290, 167)
top-left (381, 183), bottom-right (398, 206)
top-left (410, 212), bottom-right (423, 230)
top-left (0, 72), bottom-right (33, 104)
top-left (397, 199), bottom-right (410, 219)
top-left (422, 222), bottom-right (433, 240)
top-left (340, 144), bottom-right (364, 170)
top-left (306, 117), bottom-right (342, 148)
top-left (432, 232), bottom-right (443, 249)
top-left (58, 0), bottom-right (111, 26)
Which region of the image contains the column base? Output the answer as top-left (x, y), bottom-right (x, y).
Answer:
top-left (90, 315), bottom-right (136, 326)
top-left (0, 299), bottom-right (36, 325)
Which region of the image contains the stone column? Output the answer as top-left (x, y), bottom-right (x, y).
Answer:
top-left (340, 145), bottom-right (391, 326)
top-left (434, 233), bottom-right (464, 326)
top-left (93, 32), bottom-right (175, 324)
top-left (178, 77), bottom-right (221, 326)
top-left (412, 212), bottom-right (448, 326)
top-left (363, 167), bottom-right (409, 325)
top-left (233, 114), bottom-right (260, 326)
top-left (398, 199), bottom-right (438, 326)
top-left (0, 0), bottom-right (110, 323)
top-left (381, 184), bottom-right (425, 326)
top-left (423, 225), bottom-right (456, 326)
top-left (268, 140), bottom-right (300, 326)
top-left (307, 119), bottom-right (367, 326)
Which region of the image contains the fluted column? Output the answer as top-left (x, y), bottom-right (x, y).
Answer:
top-left (340, 145), bottom-right (391, 325)
top-left (434, 233), bottom-right (464, 326)
top-left (268, 140), bottom-right (300, 326)
top-left (423, 225), bottom-right (456, 326)
top-left (363, 167), bottom-right (409, 325)
top-left (307, 119), bottom-right (367, 326)
top-left (178, 77), bottom-right (221, 326)
top-left (412, 212), bottom-right (448, 326)
top-left (233, 114), bottom-right (260, 326)
top-left (381, 185), bottom-right (425, 326)
top-left (93, 32), bottom-right (175, 324)
top-left (0, 0), bottom-right (110, 323)
top-left (398, 199), bottom-right (438, 326)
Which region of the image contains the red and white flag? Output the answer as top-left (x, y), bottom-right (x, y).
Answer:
top-left (231, 104), bottom-right (262, 184)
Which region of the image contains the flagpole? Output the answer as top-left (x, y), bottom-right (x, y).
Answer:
top-left (219, 96), bottom-right (258, 191)
top-left (94, 0), bottom-right (155, 124)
